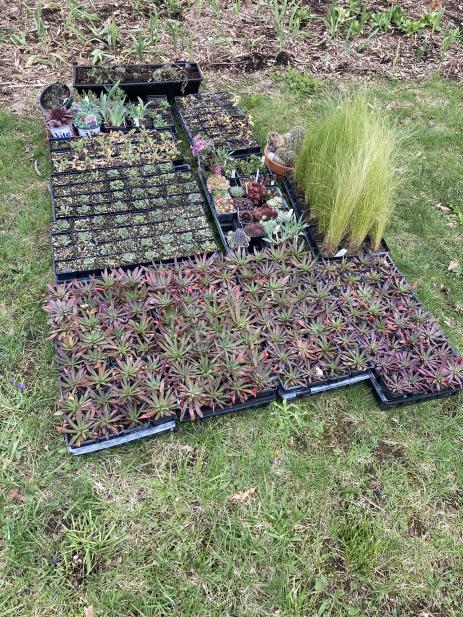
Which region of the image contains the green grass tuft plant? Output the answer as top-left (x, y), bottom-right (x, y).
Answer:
top-left (295, 95), bottom-right (400, 252)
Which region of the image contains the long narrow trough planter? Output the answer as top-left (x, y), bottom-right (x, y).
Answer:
top-left (73, 62), bottom-right (203, 98)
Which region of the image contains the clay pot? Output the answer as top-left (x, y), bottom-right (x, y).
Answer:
top-left (264, 145), bottom-right (292, 179)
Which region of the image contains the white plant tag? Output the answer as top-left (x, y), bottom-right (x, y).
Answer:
top-left (255, 170), bottom-right (260, 182)
top-left (334, 248), bottom-right (348, 257)
top-left (231, 169), bottom-right (236, 179)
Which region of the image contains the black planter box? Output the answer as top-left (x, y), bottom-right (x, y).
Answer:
top-left (66, 415), bottom-right (177, 455)
top-left (278, 371), bottom-right (371, 401)
top-left (370, 371), bottom-right (461, 410)
top-left (73, 62), bottom-right (203, 98)
top-left (179, 389), bottom-right (277, 423)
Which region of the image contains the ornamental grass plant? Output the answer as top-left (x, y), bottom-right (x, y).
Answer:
top-left (295, 95), bottom-right (401, 252)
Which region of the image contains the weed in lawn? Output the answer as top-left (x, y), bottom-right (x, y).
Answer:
top-left (57, 512), bottom-right (120, 584)
top-left (273, 67), bottom-right (325, 96)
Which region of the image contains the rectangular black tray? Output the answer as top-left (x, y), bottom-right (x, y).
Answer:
top-left (66, 415), bottom-right (177, 455)
top-left (179, 389), bottom-right (277, 423)
top-left (73, 62), bottom-right (203, 98)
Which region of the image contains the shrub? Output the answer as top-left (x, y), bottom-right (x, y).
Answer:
top-left (295, 96), bottom-right (399, 251)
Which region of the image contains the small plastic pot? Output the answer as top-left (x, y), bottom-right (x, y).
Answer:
top-left (76, 125), bottom-right (101, 137)
top-left (48, 124), bottom-right (74, 139)
top-left (264, 145), bottom-right (292, 179)
top-left (39, 82), bottom-right (71, 111)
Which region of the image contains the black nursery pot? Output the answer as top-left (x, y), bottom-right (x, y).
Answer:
top-left (73, 62), bottom-right (203, 98)
top-left (39, 82), bottom-right (71, 111)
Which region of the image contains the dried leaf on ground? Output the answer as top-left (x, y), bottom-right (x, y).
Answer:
top-left (229, 487), bottom-right (256, 503)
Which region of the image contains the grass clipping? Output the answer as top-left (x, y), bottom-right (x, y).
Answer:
top-left (295, 96), bottom-right (400, 252)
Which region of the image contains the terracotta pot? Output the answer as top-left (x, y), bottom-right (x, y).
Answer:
top-left (264, 145), bottom-right (292, 178)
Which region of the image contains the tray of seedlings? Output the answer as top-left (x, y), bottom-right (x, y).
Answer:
top-left (49, 161), bottom-right (187, 197)
top-left (50, 172), bottom-right (220, 281)
top-left (228, 243), bottom-right (463, 405)
top-left (73, 62), bottom-right (203, 98)
top-left (49, 129), bottom-right (182, 174)
top-left (43, 242), bottom-right (463, 454)
top-left (50, 164), bottom-right (199, 219)
top-left (44, 253), bottom-right (278, 454)
top-left (174, 92), bottom-right (260, 155)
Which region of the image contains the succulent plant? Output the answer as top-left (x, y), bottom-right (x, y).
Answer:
top-left (45, 105), bottom-right (73, 128)
top-left (206, 174), bottom-right (230, 192)
top-left (253, 206), bottom-right (278, 221)
top-left (246, 181), bottom-right (268, 206)
top-left (229, 185), bottom-right (245, 198)
top-left (215, 196), bottom-right (235, 214)
top-left (244, 223), bottom-right (265, 238)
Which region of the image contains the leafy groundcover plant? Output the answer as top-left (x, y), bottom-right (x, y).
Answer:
top-left (175, 92), bottom-right (259, 152)
top-left (45, 254), bottom-right (277, 447)
top-left (45, 243), bottom-right (462, 449)
top-left (294, 95), bottom-right (400, 256)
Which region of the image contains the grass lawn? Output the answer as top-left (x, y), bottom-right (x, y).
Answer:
top-left (0, 76), bottom-right (462, 617)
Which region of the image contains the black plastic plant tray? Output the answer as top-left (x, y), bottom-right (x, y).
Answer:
top-left (173, 95), bottom-right (260, 156)
top-left (73, 62), bottom-right (203, 98)
top-left (278, 372), bottom-right (372, 401)
top-left (66, 415), bottom-right (177, 456)
top-left (179, 389), bottom-right (277, 423)
top-left (369, 371), bottom-right (461, 410)
top-left (50, 161), bottom-right (188, 191)
top-left (53, 238), bottom-right (218, 283)
top-left (50, 183), bottom-right (203, 219)
top-left (197, 172), bottom-right (236, 227)
top-left (195, 173), bottom-right (230, 253)
top-left (51, 157), bottom-right (186, 177)
top-left (48, 125), bottom-right (177, 151)
top-left (282, 175), bottom-right (390, 259)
